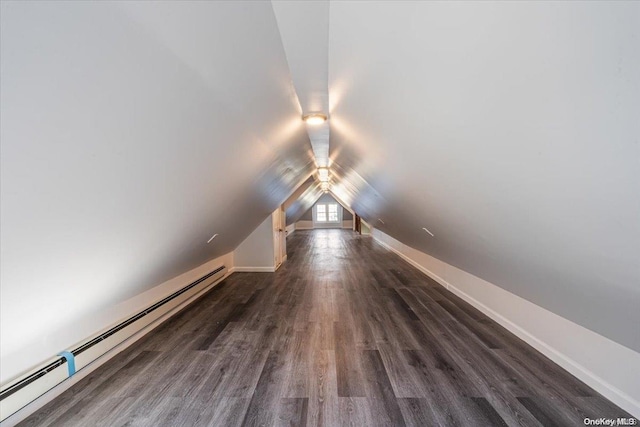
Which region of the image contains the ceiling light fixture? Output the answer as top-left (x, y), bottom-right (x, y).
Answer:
top-left (321, 182), bottom-right (330, 191)
top-left (422, 227), bottom-right (434, 237)
top-left (303, 113), bottom-right (327, 125)
top-left (317, 167), bottom-right (330, 182)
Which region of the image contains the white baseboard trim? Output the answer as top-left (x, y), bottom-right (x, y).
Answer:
top-left (372, 231), bottom-right (640, 418)
top-left (230, 266), bottom-right (276, 273)
top-left (294, 220), bottom-right (313, 230)
top-left (0, 271), bottom-right (231, 427)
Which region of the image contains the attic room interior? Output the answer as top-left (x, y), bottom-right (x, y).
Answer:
top-left (0, 1), bottom-right (638, 426)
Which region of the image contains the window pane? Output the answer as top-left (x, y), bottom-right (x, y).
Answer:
top-left (317, 204), bottom-right (326, 222)
top-left (328, 204), bottom-right (338, 221)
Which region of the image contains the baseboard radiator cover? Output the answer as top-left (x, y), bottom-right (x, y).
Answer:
top-left (0, 265), bottom-right (227, 422)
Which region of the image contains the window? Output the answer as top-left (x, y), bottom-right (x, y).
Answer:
top-left (316, 203), bottom-right (339, 223)
top-left (316, 204), bottom-right (327, 222)
top-left (328, 204), bottom-right (338, 222)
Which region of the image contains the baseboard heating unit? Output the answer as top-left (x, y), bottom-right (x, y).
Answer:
top-left (0, 265), bottom-right (227, 422)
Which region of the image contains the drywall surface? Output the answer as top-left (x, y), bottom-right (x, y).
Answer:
top-left (234, 216), bottom-right (275, 271)
top-left (290, 191), bottom-right (355, 225)
top-left (372, 228), bottom-right (640, 417)
top-left (329, 1), bottom-right (640, 351)
top-left (284, 177), bottom-right (314, 211)
top-left (300, 208), bottom-right (313, 221)
top-left (360, 221), bottom-right (371, 235)
top-left (0, 251), bottom-right (232, 384)
top-left (312, 193), bottom-right (344, 229)
top-left (0, 1), bottom-right (313, 385)
top-left (285, 181), bottom-right (323, 225)
top-left (295, 221), bottom-right (314, 230)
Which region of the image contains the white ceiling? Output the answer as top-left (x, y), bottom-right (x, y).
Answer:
top-left (284, 176), bottom-right (323, 225)
top-left (326, 1), bottom-right (640, 351)
top-left (272, 1), bottom-right (331, 168)
top-left (1, 0), bottom-right (638, 376)
top-left (0, 1), bottom-right (314, 375)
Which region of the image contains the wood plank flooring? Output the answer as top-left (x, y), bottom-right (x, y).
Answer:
top-left (19, 230), bottom-right (632, 426)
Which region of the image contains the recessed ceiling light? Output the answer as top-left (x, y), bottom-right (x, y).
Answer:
top-left (422, 227), bottom-right (434, 237)
top-left (207, 233), bottom-right (219, 243)
top-left (303, 113), bottom-right (327, 125)
top-left (318, 167), bottom-right (330, 182)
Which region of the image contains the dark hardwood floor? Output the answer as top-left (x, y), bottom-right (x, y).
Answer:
top-left (19, 230), bottom-right (631, 426)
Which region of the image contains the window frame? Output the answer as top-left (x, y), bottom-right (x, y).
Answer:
top-left (316, 204), bottom-right (327, 222)
top-left (328, 204), bottom-right (339, 222)
top-left (314, 203), bottom-right (341, 225)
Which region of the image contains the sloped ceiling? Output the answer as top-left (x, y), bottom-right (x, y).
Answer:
top-left (272, 0), bottom-right (331, 168)
top-left (1, 0), bottom-right (638, 379)
top-left (282, 1), bottom-right (640, 352)
top-left (284, 177), bottom-right (323, 225)
top-left (334, 2), bottom-right (640, 351)
top-left (295, 193), bottom-right (354, 224)
top-left (0, 0), bottom-right (314, 376)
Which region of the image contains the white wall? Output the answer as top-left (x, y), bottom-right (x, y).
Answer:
top-left (285, 180), bottom-right (323, 226)
top-left (312, 222), bottom-right (343, 229)
top-left (233, 215), bottom-right (275, 272)
top-left (294, 220), bottom-right (314, 230)
top-left (0, 1), bottom-right (314, 387)
top-left (372, 228), bottom-right (640, 418)
top-left (291, 193), bottom-right (350, 230)
top-left (285, 223), bottom-right (296, 236)
top-left (0, 251), bottom-right (233, 383)
top-left (329, 1), bottom-right (640, 353)
top-left (312, 193), bottom-right (344, 229)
